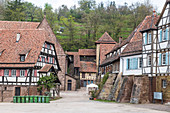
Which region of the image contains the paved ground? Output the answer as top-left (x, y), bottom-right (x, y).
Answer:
top-left (0, 91), bottom-right (169, 113)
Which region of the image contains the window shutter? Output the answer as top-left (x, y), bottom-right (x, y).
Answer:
top-left (160, 30), bottom-right (162, 42)
top-left (126, 59), bottom-right (129, 70)
top-left (16, 70), bottom-right (20, 77)
top-left (136, 58), bottom-right (138, 69)
top-left (9, 70), bottom-right (11, 77)
top-left (130, 59), bottom-right (133, 69)
top-left (25, 70), bottom-right (27, 77)
top-left (145, 33), bottom-right (147, 44)
top-left (166, 28), bottom-right (168, 40)
top-left (34, 70), bottom-right (37, 77)
top-left (159, 53), bottom-right (162, 65)
top-left (166, 52), bottom-right (168, 65)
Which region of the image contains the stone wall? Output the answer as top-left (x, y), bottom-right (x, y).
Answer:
top-left (65, 75), bottom-right (77, 91)
top-left (97, 73), bottom-right (117, 100)
top-left (130, 76), bottom-right (149, 104)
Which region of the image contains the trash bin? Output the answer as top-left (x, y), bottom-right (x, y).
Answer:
top-left (46, 96), bottom-right (50, 103)
top-left (42, 96), bottom-right (45, 103)
top-left (13, 96), bottom-right (17, 103)
top-left (21, 96), bottom-right (25, 103)
top-left (38, 96), bottom-right (42, 103)
top-left (30, 96), bottom-right (34, 103)
top-left (34, 96), bottom-right (38, 103)
top-left (17, 96), bottom-right (21, 103)
top-left (26, 96), bottom-right (29, 103)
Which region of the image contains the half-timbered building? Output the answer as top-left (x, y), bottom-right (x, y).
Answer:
top-left (0, 17), bottom-right (64, 102)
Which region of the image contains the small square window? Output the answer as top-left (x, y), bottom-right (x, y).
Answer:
top-left (20, 55), bottom-right (25, 62)
top-left (82, 73), bottom-right (85, 78)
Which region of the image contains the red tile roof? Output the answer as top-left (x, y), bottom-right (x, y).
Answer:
top-left (79, 49), bottom-right (96, 56)
top-left (95, 32), bottom-right (117, 44)
top-left (38, 64), bottom-right (53, 73)
top-left (0, 21), bottom-right (40, 29)
top-left (79, 61), bottom-right (97, 72)
top-left (0, 29), bottom-right (46, 67)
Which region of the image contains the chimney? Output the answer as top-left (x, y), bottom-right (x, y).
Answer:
top-left (153, 9), bottom-right (157, 17)
top-left (119, 37), bottom-right (123, 44)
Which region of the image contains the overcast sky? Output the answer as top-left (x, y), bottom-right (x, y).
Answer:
top-left (25, 0), bottom-right (165, 13)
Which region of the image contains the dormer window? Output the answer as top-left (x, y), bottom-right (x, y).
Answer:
top-left (0, 49), bottom-right (5, 56)
top-left (20, 55), bottom-right (25, 62)
top-left (16, 33), bottom-right (21, 42)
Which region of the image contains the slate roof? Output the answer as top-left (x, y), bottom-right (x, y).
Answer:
top-left (79, 61), bottom-right (97, 73)
top-left (95, 32), bottom-right (117, 44)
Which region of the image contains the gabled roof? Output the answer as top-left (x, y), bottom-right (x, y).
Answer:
top-left (141, 16), bottom-right (159, 32)
top-left (0, 21), bottom-right (40, 29)
top-left (79, 49), bottom-right (96, 56)
top-left (38, 64), bottom-right (53, 73)
top-left (95, 32), bottom-right (117, 44)
top-left (156, 0), bottom-right (170, 26)
top-left (120, 40), bottom-right (143, 57)
top-left (0, 29), bottom-right (46, 67)
top-left (79, 61), bottom-right (97, 73)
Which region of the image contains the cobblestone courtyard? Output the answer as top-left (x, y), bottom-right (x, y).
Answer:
top-left (0, 91), bottom-right (169, 113)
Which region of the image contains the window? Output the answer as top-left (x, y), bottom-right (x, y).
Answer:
top-left (82, 73), bottom-right (85, 78)
top-left (162, 53), bottom-right (166, 65)
top-left (47, 44), bottom-right (50, 49)
top-left (42, 56), bottom-right (45, 62)
top-left (49, 57), bottom-right (53, 63)
top-left (89, 73), bottom-right (91, 76)
top-left (4, 69), bottom-right (9, 76)
top-left (20, 55), bottom-right (25, 62)
top-left (139, 57), bottom-right (143, 68)
top-left (126, 58), bottom-right (138, 70)
top-left (148, 33), bottom-right (152, 44)
top-left (20, 70), bottom-right (25, 77)
top-left (148, 55), bottom-right (151, 66)
top-left (11, 69), bottom-right (16, 77)
top-left (162, 80), bottom-right (167, 88)
top-left (163, 30), bottom-right (166, 40)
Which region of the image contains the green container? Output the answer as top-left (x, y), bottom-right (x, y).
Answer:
top-left (46, 96), bottom-right (50, 103)
top-left (38, 96), bottom-right (42, 103)
top-left (30, 96), bottom-right (34, 103)
top-left (13, 96), bottom-right (17, 103)
top-left (21, 96), bottom-right (25, 103)
top-left (42, 96), bottom-right (45, 103)
top-left (26, 96), bottom-right (29, 103)
top-left (17, 96), bottom-right (21, 103)
top-left (34, 96), bottom-right (38, 103)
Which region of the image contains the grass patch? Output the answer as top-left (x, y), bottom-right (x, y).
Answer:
top-left (50, 97), bottom-right (62, 101)
top-left (94, 99), bottom-right (115, 103)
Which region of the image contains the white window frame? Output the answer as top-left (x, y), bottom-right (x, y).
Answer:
top-left (4, 69), bottom-right (9, 77)
top-left (148, 33), bottom-right (152, 44)
top-left (139, 57), bottom-right (142, 68)
top-left (11, 69), bottom-right (16, 77)
top-left (162, 53), bottom-right (166, 65)
top-left (162, 80), bottom-right (167, 88)
top-left (163, 29), bottom-right (166, 41)
top-left (148, 55), bottom-right (151, 66)
top-left (20, 70), bottom-right (25, 77)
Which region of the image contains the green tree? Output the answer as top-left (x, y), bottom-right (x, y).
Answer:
top-left (4, 0), bottom-right (25, 21)
top-left (37, 73), bottom-right (58, 91)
